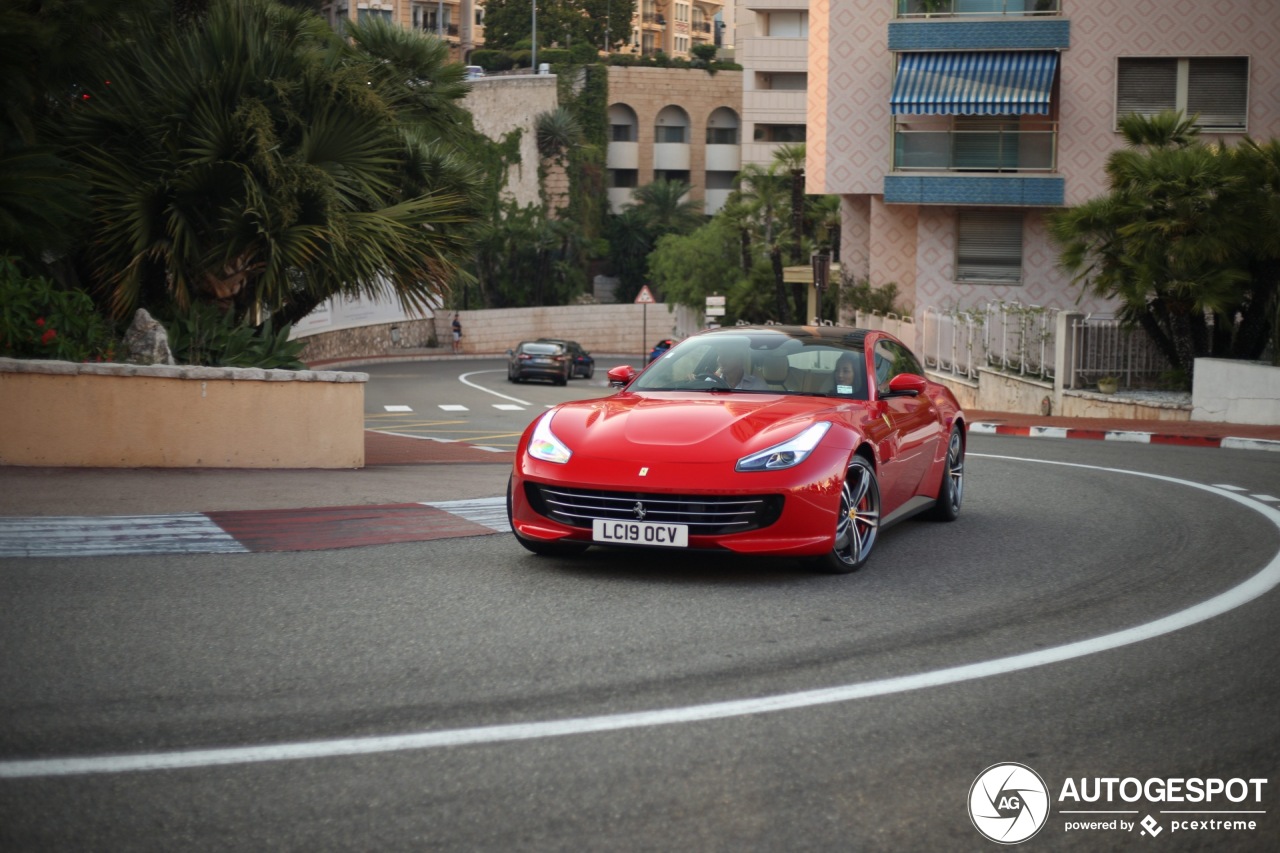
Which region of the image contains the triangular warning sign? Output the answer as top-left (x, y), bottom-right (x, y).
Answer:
top-left (634, 285), bottom-right (656, 305)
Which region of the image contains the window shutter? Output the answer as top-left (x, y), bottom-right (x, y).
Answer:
top-left (1116, 58), bottom-right (1177, 119)
top-left (1187, 58), bottom-right (1248, 130)
top-left (957, 211), bottom-right (1023, 282)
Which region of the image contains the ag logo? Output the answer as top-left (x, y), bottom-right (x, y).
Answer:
top-left (969, 763), bottom-right (1050, 844)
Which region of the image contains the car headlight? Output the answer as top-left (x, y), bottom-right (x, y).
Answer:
top-left (528, 411), bottom-right (572, 464)
top-left (736, 422), bottom-right (831, 472)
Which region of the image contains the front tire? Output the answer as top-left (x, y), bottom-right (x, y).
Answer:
top-left (811, 456), bottom-right (880, 574)
top-left (927, 425), bottom-right (964, 522)
top-left (507, 476), bottom-right (589, 557)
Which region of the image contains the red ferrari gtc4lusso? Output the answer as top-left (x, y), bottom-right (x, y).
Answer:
top-left (507, 326), bottom-right (966, 573)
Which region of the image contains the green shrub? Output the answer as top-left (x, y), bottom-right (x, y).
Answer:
top-left (164, 303), bottom-right (306, 370)
top-left (538, 48), bottom-right (571, 65)
top-left (0, 257), bottom-right (116, 362)
top-left (470, 49), bottom-right (512, 72)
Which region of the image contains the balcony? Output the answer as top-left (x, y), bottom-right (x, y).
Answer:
top-left (896, 0), bottom-right (1061, 17)
top-left (892, 119), bottom-right (1057, 172)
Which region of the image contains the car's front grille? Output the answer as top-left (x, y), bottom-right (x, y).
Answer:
top-left (525, 483), bottom-right (783, 536)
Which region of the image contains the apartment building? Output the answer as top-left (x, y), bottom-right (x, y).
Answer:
top-left (734, 0), bottom-right (810, 169)
top-left (809, 0), bottom-right (1280, 314)
top-left (322, 0), bottom-right (484, 61)
top-left (606, 66), bottom-right (744, 215)
top-left (630, 0), bottom-right (725, 58)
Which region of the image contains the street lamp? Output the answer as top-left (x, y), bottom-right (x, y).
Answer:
top-left (531, 1), bottom-right (537, 73)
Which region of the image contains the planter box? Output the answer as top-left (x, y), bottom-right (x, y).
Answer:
top-left (0, 359), bottom-right (367, 469)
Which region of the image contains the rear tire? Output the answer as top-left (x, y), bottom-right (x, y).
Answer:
top-left (810, 456), bottom-right (880, 574)
top-left (927, 425), bottom-right (964, 522)
top-left (507, 476), bottom-right (589, 557)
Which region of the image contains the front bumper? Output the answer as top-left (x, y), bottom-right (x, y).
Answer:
top-left (509, 445), bottom-right (851, 557)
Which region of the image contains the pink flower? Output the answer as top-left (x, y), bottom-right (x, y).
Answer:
top-left (35, 317), bottom-right (46, 328)
top-left (41, 329), bottom-right (57, 345)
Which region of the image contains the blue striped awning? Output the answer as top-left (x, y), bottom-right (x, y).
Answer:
top-left (890, 51), bottom-right (1059, 116)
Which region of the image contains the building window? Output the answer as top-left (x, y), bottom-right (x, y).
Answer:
top-left (656, 124), bottom-right (687, 143)
top-left (956, 210), bottom-right (1023, 283)
top-left (707, 126), bottom-right (738, 145)
top-left (1116, 57), bottom-right (1248, 131)
top-left (753, 124), bottom-right (806, 143)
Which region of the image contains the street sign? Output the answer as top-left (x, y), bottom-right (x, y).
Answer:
top-left (705, 295), bottom-right (726, 307)
top-left (635, 285), bottom-right (656, 305)
top-left (706, 306), bottom-right (726, 317)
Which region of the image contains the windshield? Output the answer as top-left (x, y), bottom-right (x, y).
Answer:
top-left (632, 333), bottom-right (869, 400)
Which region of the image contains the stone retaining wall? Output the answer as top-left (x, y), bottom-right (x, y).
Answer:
top-left (298, 303), bottom-right (702, 365)
top-left (0, 358), bottom-right (367, 468)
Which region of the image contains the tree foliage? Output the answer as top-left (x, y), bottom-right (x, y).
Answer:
top-left (481, 0), bottom-right (636, 54)
top-left (1050, 111), bottom-right (1280, 379)
top-left (56, 0), bottom-right (483, 328)
top-left (642, 147), bottom-right (844, 325)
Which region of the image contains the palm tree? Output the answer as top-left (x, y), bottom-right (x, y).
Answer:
top-left (729, 163), bottom-right (793, 323)
top-left (62, 0), bottom-right (480, 326)
top-left (628, 178), bottom-right (705, 237)
top-left (772, 142), bottom-right (807, 266)
top-left (1049, 111), bottom-right (1278, 382)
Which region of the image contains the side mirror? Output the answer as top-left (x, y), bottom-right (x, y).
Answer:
top-left (883, 373), bottom-right (927, 398)
top-left (505, 348), bottom-right (514, 357)
top-left (607, 365), bottom-right (638, 388)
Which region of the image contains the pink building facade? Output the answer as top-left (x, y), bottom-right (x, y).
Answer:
top-left (808, 0), bottom-right (1280, 314)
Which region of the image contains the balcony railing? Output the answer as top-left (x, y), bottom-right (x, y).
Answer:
top-left (896, 0), bottom-right (1061, 17)
top-left (893, 121), bottom-right (1058, 172)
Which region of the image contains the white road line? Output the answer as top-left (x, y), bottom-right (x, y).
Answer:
top-left (384, 405), bottom-right (413, 412)
top-left (424, 498), bottom-right (510, 532)
top-left (493, 404), bottom-right (525, 411)
top-left (458, 370), bottom-right (530, 407)
top-left (438, 405), bottom-right (469, 412)
top-left (0, 515), bottom-right (248, 558)
top-left (4, 455), bottom-right (1278, 779)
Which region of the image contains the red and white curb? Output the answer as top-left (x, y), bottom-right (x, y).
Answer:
top-left (969, 422), bottom-right (1280, 452)
top-left (0, 499), bottom-right (510, 559)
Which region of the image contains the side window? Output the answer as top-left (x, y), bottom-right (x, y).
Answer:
top-left (874, 341), bottom-right (922, 390)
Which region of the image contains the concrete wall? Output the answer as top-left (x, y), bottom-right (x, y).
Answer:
top-left (433, 303), bottom-right (704, 361)
top-left (463, 75), bottom-right (559, 210)
top-left (0, 359), bottom-right (367, 469)
top-left (1192, 359), bottom-right (1280, 425)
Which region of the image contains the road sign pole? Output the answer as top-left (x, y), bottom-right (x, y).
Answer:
top-left (634, 285), bottom-right (657, 361)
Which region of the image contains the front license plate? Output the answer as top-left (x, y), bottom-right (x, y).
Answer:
top-left (592, 519), bottom-right (689, 548)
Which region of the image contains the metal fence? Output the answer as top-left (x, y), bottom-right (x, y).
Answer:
top-left (919, 302), bottom-right (1057, 381)
top-left (1068, 315), bottom-right (1177, 389)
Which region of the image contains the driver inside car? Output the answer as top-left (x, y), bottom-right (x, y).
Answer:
top-left (716, 348), bottom-right (768, 390)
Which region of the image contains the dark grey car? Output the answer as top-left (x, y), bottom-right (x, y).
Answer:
top-left (507, 341), bottom-right (571, 385)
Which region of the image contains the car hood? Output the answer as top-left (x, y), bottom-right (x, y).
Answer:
top-left (543, 391), bottom-right (854, 465)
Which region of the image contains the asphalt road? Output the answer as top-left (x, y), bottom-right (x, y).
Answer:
top-left (360, 356), bottom-right (638, 451)
top-left (2, 360), bottom-right (1279, 851)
